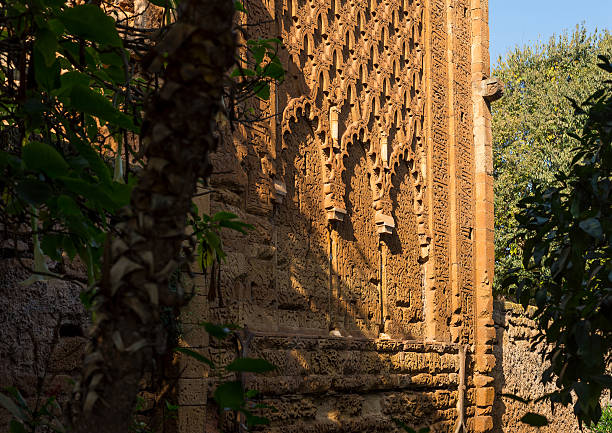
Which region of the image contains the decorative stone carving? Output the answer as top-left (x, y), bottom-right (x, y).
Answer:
top-left (478, 77), bottom-right (505, 103)
top-left (278, 0), bottom-right (426, 232)
top-left (196, 0), bottom-right (497, 431)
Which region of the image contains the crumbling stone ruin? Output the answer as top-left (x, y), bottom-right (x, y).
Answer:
top-left (178, 0), bottom-right (501, 431)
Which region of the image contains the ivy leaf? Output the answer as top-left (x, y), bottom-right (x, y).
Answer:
top-left (22, 141), bottom-right (68, 178)
top-left (520, 412), bottom-right (549, 427)
top-left (226, 358), bottom-right (277, 373)
top-left (213, 381), bottom-right (244, 411)
top-left (58, 5), bottom-right (122, 47)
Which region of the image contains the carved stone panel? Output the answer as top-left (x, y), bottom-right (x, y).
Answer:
top-left (335, 141), bottom-right (380, 338)
top-left (276, 115), bottom-right (330, 333)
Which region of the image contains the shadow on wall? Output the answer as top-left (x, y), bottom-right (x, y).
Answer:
top-left (491, 300), bottom-right (580, 433)
top-left (181, 0), bottom-right (472, 430)
top-left (192, 2), bottom-right (467, 426)
top-left (0, 256), bottom-right (89, 429)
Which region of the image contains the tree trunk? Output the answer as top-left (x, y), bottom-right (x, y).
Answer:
top-left (73, 1), bottom-right (235, 432)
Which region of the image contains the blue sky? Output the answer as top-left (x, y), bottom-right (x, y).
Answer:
top-left (489, 0), bottom-right (612, 67)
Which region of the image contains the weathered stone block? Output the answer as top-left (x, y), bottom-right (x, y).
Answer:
top-left (177, 405), bottom-right (206, 433)
top-left (476, 386), bottom-right (495, 407)
top-left (475, 353), bottom-right (496, 373)
top-left (474, 415), bottom-right (493, 432)
top-left (178, 379), bottom-right (207, 406)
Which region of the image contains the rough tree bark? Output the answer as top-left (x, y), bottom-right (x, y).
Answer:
top-left (72, 1), bottom-right (235, 432)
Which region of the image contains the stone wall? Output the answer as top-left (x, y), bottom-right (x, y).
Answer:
top-left (0, 254), bottom-right (88, 429)
top-left (492, 300), bottom-right (579, 433)
top-left (175, 0), bottom-right (499, 431)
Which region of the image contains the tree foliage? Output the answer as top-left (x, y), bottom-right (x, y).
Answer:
top-left (0, 0), bottom-right (144, 285)
top-left (493, 27), bottom-right (612, 293)
top-left (502, 55), bottom-right (612, 427)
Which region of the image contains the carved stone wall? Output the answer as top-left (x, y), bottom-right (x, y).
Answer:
top-left (176, 0), bottom-right (497, 431)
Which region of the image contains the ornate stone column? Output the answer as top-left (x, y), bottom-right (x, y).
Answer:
top-left (471, 0), bottom-right (502, 431)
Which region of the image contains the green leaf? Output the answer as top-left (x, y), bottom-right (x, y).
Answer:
top-left (263, 62), bottom-right (285, 81)
top-left (243, 411), bottom-right (269, 427)
top-left (204, 231), bottom-right (223, 258)
top-left (200, 322), bottom-right (233, 340)
top-left (58, 177), bottom-right (116, 211)
top-left (16, 179), bottom-right (53, 206)
top-left (9, 420), bottom-right (27, 433)
top-left (245, 389), bottom-right (258, 398)
top-left (231, 67), bottom-right (256, 77)
top-left (57, 194), bottom-right (82, 217)
top-left (107, 181), bottom-right (133, 208)
top-left (251, 46), bottom-right (266, 65)
top-left (213, 381), bottom-right (244, 410)
top-left (173, 347), bottom-right (214, 368)
top-left (254, 82), bottom-right (271, 100)
top-left (22, 141), bottom-right (69, 178)
top-left (579, 218), bottom-right (603, 239)
top-left (165, 400), bottom-right (179, 411)
top-left (520, 412), bottom-right (549, 427)
top-left (0, 393), bottom-right (24, 421)
top-left (34, 28), bottom-right (58, 67)
top-left (68, 138), bottom-right (112, 184)
top-left (41, 234), bottom-right (63, 261)
top-left (68, 85), bottom-right (136, 131)
top-left (234, 1), bottom-right (246, 12)
top-left (226, 357), bottom-right (277, 373)
top-left (33, 50), bottom-right (61, 91)
top-left (212, 211), bottom-right (239, 222)
top-left (218, 219), bottom-right (253, 234)
top-left (23, 98), bottom-right (47, 116)
top-left (58, 5), bottom-right (122, 47)
top-left (59, 71), bottom-right (91, 90)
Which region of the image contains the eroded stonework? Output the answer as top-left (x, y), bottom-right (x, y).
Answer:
top-left (178, 0), bottom-right (497, 431)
